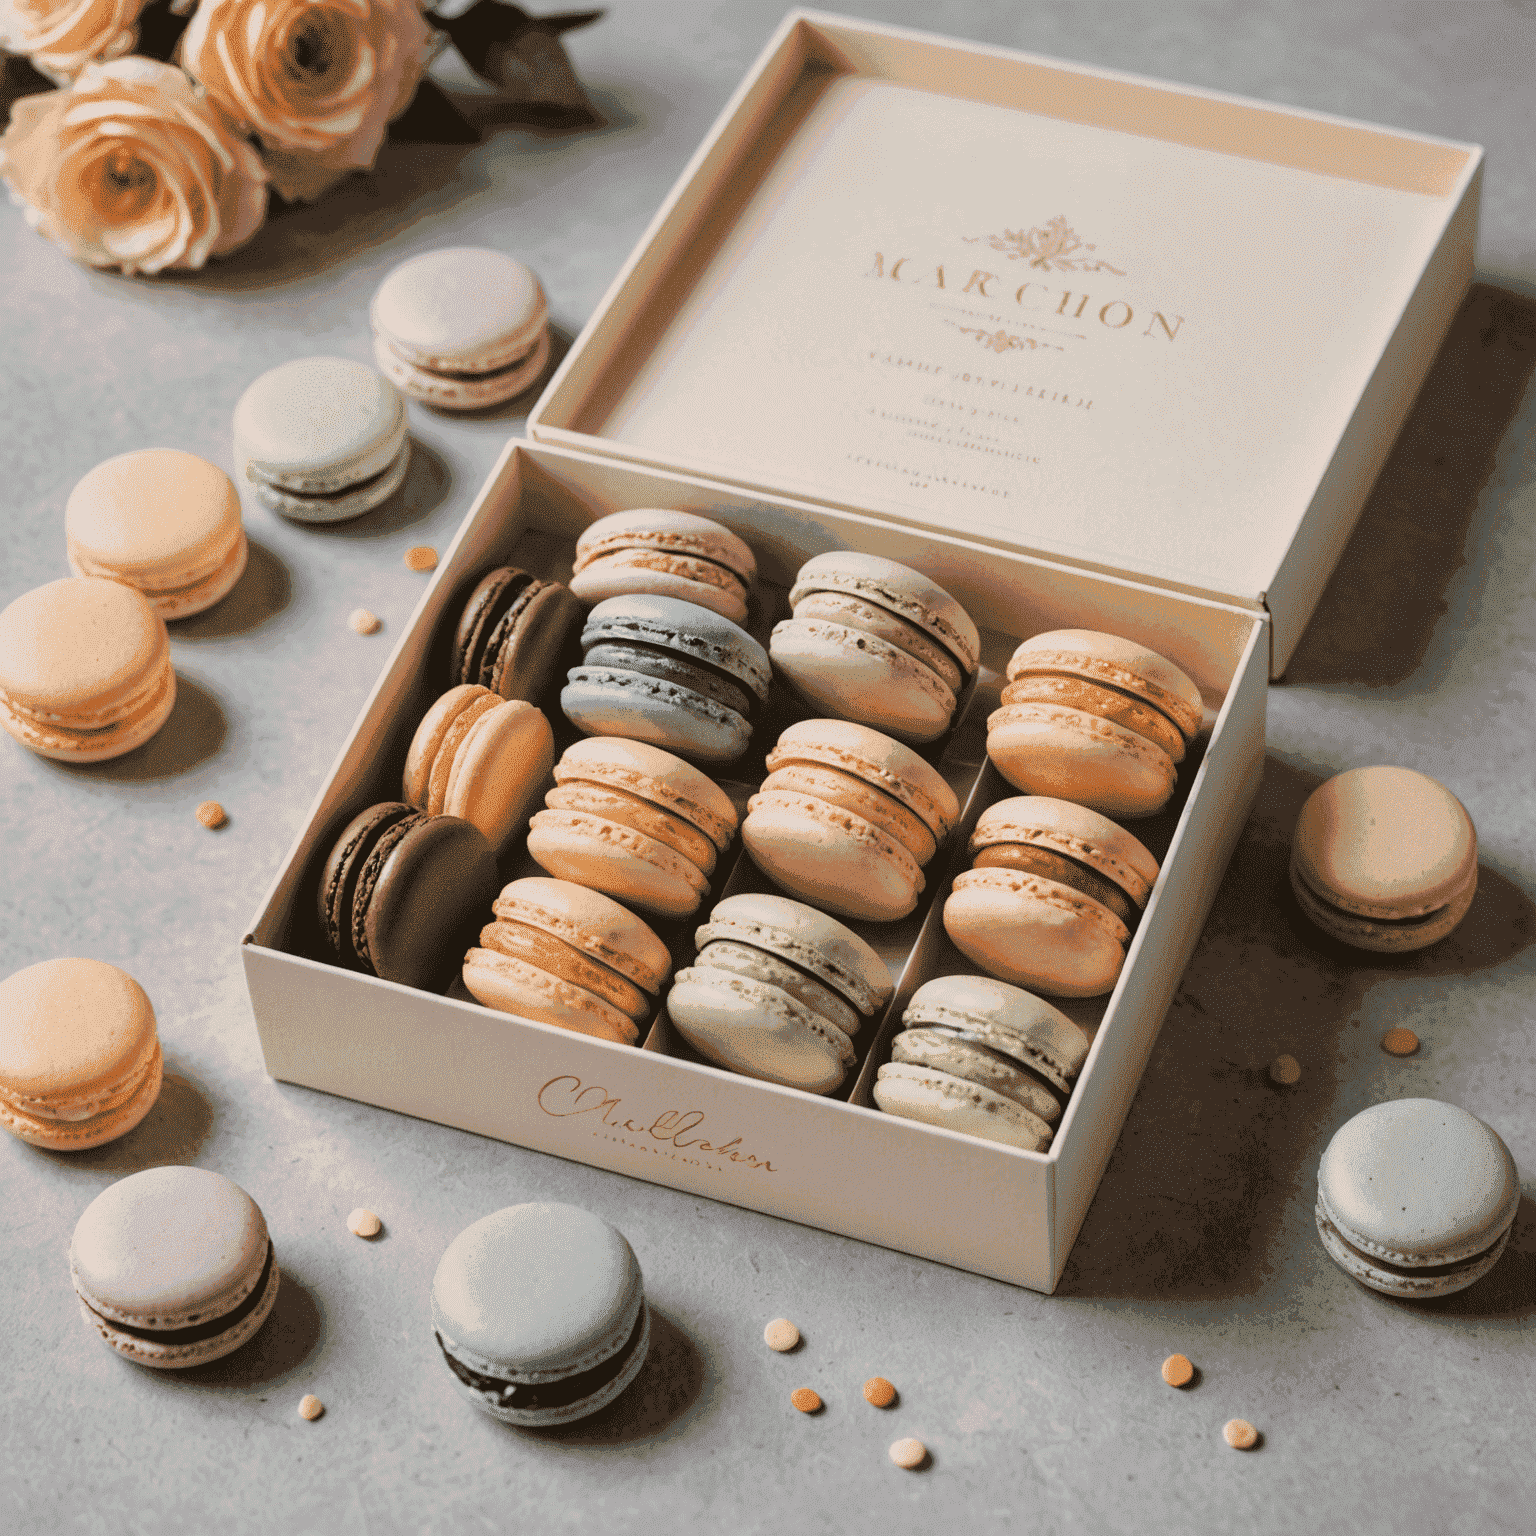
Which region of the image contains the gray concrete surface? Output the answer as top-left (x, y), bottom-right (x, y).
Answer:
top-left (3, 3), bottom-right (1533, 1531)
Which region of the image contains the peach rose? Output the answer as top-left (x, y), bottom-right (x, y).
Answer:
top-left (0, 0), bottom-right (147, 79)
top-left (181, 0), bottom-right (434, 203)
top-left (0, 57), bottom-right (268, 273)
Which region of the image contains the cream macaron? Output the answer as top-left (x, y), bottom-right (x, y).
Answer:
top-left (65, 449), bottom-right (247, 619)
top-left (463, 877), bottom-right (671, 1045)
top-left (528, 737), bottom-right (739, 920)
top-left (743, 719), bottom-right (960, 922)
top-left (372, 247), bottom-right (551, 410)
top-left (943, 797), bottom-right (1160, 997)
top-left (233, 357), bottom-right (409, 523)
top-left (988, 630), bottom-right (1203, 818)
top-left (403, 686), bottom-right (554, 854)
top-left (1291, 766), bottom-right (1477, 952)
top-left (0, 958), bottom-right (163, 1150)
top-left (0, 577), bottom-right (175, 763)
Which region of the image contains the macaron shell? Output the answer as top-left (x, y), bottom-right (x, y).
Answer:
top-left (362, 815), bottom-right (501, 988)
top-left (234, 357), bottom-right (407, 487)
top-left (695, 892), bottom-right (893, 1016)
top-left (944, 867), bottom-right (1129, 997)
top-left (371, 248), bottom-right (549, 370)
top-left (375, 327), bottom-right (550, 411)
top-left (318, 801), bottom-right (418, 966)
top-left (769, 616), bottom-right (956, 744)
top-left (789, 552), bottom-right (980, 675)
top-left (71, 1166), bottom-right (272, 1326)
top-left (743, 790), bottom-right (922, 922)
top-left (890, 1028), bottom-right (1062, 1124)
top-left (475, 919), bottom-right (650, 1020)
top-left (562, 668), bottom-right (752, 765)
top-left (425, 689), bottom-right (503, 813)
top-left (759, 763), bottom-right (936, 865)
top-left (461, 949), bottom-right (640, 1045)
top-left (552, 737), bottom-right (737, 850)
top-left (1292, 766), bottom-right (1478, 920)
top-left (1316, 1098), bottom-right (1520, 1268)
top-left (902, 973), bottom-right (1091, 1087)
top-left (694, 939), bottom-right (861, 1040)
top-left (485, 578), bottom-right (583, 702)
top-left (790, 589), bottom-right (965, 692)
top-left (527, 808), bottom-right (710, 919)
top-left (545, 782), bottom-right (718, 873)
top-left (1290, 857), bottom-right (1477, 953)
top-left (1002, 673), bottom-right (1186, 763)
top-left (569, 550), bottom-right (750, 623)
top-left (1006, 629), bottom-right (1203, 741)
top-left (987, 701), bottom-right (1177, 819)
top-left (249, 438), bottom-right (410, 524)
top-left (971, 795), bottom-right (1161, 907)
top-left (403, 685), bottom-right (490, 809)
top-left (667, 969), bottom-right (853, 1094)
top-left (873, 1062), bottom-right (1053, 1152)
top-left (492, 877), bottom-right (671, 993)
top-left (767, 718), bottom-right (960, 840)
top-left (580, 594), bottom-right (772, 704)
top-left (573, 510), bottom-right (757, 586)
top-left (443, 699), bottom-right (554, 851)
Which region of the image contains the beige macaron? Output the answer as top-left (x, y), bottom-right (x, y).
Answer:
top-left (65, 449), bottom-right (247, 619)
top-left (403, 686), bottom-right (554, 854)
top-left (570, 510), bottom-right (757, 624)
top-left (0, 578), bottom-right (176, 763)
top-left (463, 878), bottom-right (671, 1045)
top-left (0, 959), bottom-right (163, 1150)
top-left (943, 797), bottom-right (1160, 996)
top-left (1291, 766), bottom-right (1477, 952)
top-left (743, 719), bottom-right (960, 922)
top-left (988, 630), bottom-right (1203, 818)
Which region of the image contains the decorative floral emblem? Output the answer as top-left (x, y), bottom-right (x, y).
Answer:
top-left (949, 324), bottom-right (1062, 354)
top-left (965, 215), bottom-right (1126, 275)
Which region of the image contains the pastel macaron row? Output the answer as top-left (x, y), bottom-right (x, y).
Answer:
top-left (873, 975), bottom-right (1092, 1152)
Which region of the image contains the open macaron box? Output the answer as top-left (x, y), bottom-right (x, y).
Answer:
top-left (241, 11), bottom-right (1480, 1292)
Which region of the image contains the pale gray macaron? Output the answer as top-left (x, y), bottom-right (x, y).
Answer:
top-left (873, 974), bottom-right (1092, 1152)
top-left (1315, 1098), bottom-right (1520, 1297)
top-left (432, 1202), bottom-right (649, 1426)
top-left (668, 892), bottom-right (894, 1094)
top-left (233, 357), bottom-right (410, 523)
top-left (70, 1166), bottom-right (280, 1368)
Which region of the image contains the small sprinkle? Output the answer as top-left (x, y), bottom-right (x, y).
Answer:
top-left (405, 546), bottom-right (438, 572)
top-left (889, 1437), bottom-right (927, 1470)
top-left (195, 800), bottom-right (226, 829)
top-left (791, 1388), bottom-right (822, 1414)
top-left (347, 1207), bottom-right (381, 1238)
top-left (764, 1318), bottom-right (799, 1352)
top-left (350, 608), bottom-right (380, 635)
top-left (863, 1376), bottom-right (897, 1408)
top-left (1268, 1054), bottom-right (1301, 1086)
top-left (1382, 1028), bottom-right (1419, 1057)
top-left (1223, 1418), bottom-right (1258, 1450)
top-left (298, 1394), bottom-right (324, 1421)
top-left (1161, 1353), bottom-right (1194, 1388)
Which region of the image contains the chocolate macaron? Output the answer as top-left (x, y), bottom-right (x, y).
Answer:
top-left (452, 566), bottom-right (583, 702)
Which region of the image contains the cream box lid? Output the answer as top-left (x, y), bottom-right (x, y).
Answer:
top-left (529, 10), bottom-right (1482, 668)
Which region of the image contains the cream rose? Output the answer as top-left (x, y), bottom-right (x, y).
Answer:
top-left (181, 0), bottom-right (434, 203)
top-left (0, 0), bottom-right (147, 79)
top-left (0, 56), bottom-right (268, 273)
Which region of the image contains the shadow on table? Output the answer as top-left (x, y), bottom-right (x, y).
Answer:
top-left (518, 1308), bottom-right (709, 1445)
top-left (171, 540), bottom-right (292, 640)
top-left (175, 1271), bottom-right (325, 1389)
top-left (46, 674), bottom-right (226, 782)
top-left (1056, 754), bottom-right (1536, 1302)
top-left (1282, 283), bottom-right (1536, 688)
top-left (300, 440), bottom-right (454, 541)
top-left (1392, 1194), bottom-right (1536, 1322)
top-left (53, 1062), bottom-right (216, 1173)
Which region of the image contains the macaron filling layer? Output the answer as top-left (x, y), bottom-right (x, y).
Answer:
top-left (580, 604), bottom-right (771, 705)
top-left (1290, 859), bottom-right (1474, 928)
top-left (477, 919), bottom-right (651, 1020)
top-left (580, 641), bottom-right (757, 719)
top-left (436, 1298), bottom-right (647, 1412)
top-left (972, 844), bottom-right (1140, 928)
top-left (890, 1028), bottom-right (1063, 1123)
top-left (395, 335), bottom-right (542, 382)
top-left (1314, 1201), bottom-right (1509, 1279)
top-left (454, 569), bottom-right (546, 686)
top-left (692, 939), bottom-right (862, 1041)
top-left (77, 1241), bottom-right (275, 1345)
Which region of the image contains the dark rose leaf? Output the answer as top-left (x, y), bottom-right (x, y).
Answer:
top-left (434, 3), bottom-right (604, 127)
top-left (387, 76), bottom-right (480, 143)
top-left (135, 0), bottom-right (194, 64)
top-left (1, 51), bottom-right (57, 129)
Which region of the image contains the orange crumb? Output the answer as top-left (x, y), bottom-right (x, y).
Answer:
top-left (1223, 1418), bottom-right (1258, 1450)
top-left (1268, 1055), bottom-right (1301, 1086)
top-left (863, 1376), bottom-right (897, 1408)
top-left (1381, 1028), bottom-right (1419, 1057)
top-left (195, 800), bottom-right (226, 829)
top-left (791, 1388), bottom-right (822, 1414)
top-left (888, 1437), bottom-right (927, 1469)
top-left (298, 1394), bottom-right (324, 1421)
top-left (349, 608), bottom-right (380, 635)
top-left (405, 546), bottom-right (438, 572)
top-left (1161, 1353), bottom-right (1195, 1388)
top-left (347, 1208), bottom-right (381, 1238)
top-left (763, 1318), bottom-right (799, 1352)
